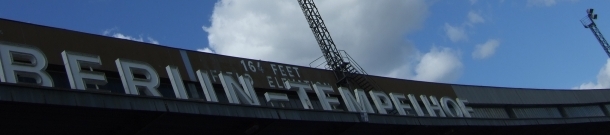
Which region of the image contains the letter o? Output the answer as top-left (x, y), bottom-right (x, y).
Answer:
top-left (440, 97), bottom-right (463, 117)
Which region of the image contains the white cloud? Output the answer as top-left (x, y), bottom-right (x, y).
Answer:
top-left (413, 46), bottom-right (463, 82)
top-left (203, 0), bottom-right (463, 82)
top-left (111, 33), bottom-right (143, 42)
top-left (467, 11), bottom-right (485, 25)
top-left (472, 39), bottom-right (500, 59)
top-left (444, 11), bottom-right (485, 43)
top-left (197, 48), bottom-right (215, 53)
top-left (102, 28), bottom-right (115, 35)
top-left (102, 28), bottom-right (159, 44)
top-left (147, 37), bottom-right (159, 44)
top-left (445, 23), bottom-right (468, 42)
top-left (574, 59), bottom-right (610, 89)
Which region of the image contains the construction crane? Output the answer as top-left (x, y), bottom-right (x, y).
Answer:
top-left (297, 0), bottom-right (381, 92)
top-left (581, 8), bottom-right (610, 58)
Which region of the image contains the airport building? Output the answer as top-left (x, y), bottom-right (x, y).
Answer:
top-left (1, 18), bottom-right (609, 134)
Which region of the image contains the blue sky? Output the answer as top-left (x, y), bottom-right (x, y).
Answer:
top-left (425, 0), bottom-right (610, 89)
top-left (1, 0), bottom-right (609, 89)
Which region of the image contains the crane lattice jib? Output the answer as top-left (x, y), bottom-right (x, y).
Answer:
top-left (588, 23), bottom-right (610, 58)
top-left (297, 0), bottom-right (346, 72)
top-left (297, 0), bottom-right (383, 92)
top-left (582, 8), bottom-right (610, 58)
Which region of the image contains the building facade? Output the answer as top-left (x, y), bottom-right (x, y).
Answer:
top-left (0, 18), bottom-right (609, 134)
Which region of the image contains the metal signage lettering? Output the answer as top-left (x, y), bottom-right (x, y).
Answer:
top-left (0, 43), bottom-right (474, 118)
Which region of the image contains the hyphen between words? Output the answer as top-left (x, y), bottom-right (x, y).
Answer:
top-left (0, 43), bottom-right (474, 118)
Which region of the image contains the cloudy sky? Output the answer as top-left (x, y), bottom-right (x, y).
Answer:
top-left (1, 0), bottom-right (609, 89)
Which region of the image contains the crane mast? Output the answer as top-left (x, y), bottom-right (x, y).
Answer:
top-left (297, 0), bottom-right (381, 91)
top-left (581, 8), bottom-right (610, 58)
top-left (297, 0), bottom-right (344, 74)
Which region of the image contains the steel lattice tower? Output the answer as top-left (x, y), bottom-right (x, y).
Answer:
top-left (581, 8), bottom-right (610, 58)
top-left (297, 0), bottom-right (381, 91)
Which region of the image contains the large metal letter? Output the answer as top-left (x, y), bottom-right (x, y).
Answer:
top-left (407, 94), bottom-right (425, 116)
top-left (264, 92), bottom-right (289, 102)
top-left (420, 95), bottom-right (446, 117)
top-left (264, 80), bottom-right (290, 103)
top-left (285, 81), bottom-right (313, 109)
top-left (369, 91), bottom-right (394, 114)
top-left (196, 70), bottom-right (218, 102)
top-left (61, 51), bottom-right (106, 90)
top-left (338, 87), bottom-right (374, 113)
top-left (313, 84), bottom-right (340, 111)
top-left (219, 72), bottom-right (260, 105)
top-left (457, 98), bottom-right (474, 118)
top-left (166, 65), bottom-right (188, 99)
top-left (115, 59), bottom-right (161, 96)
top-left (389, 93), bottom-right (414, 116)
top-left (0, 44), bottom-right (53, 87)
top-left (440, 97), bottom-right (463, 117)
